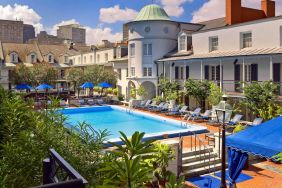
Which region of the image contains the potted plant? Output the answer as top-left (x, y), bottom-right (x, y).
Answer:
top-left (167, 92), bottom-right (178, 108)
top-left (136, 86), bottom-right (147, 100)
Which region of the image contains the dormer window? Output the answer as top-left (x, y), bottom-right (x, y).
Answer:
top-left (179, 35), bottom-right (187, 52)
top-left (10, 52), bottom-right (18, 63)
top-left (64, 56), bottom-right (68, 64)
top-left (209, 36), bottom-right (218, 52)
top-left (47, 54), bottom-right (54, 63)
top-left (29, 53), bottom-right (37, 63)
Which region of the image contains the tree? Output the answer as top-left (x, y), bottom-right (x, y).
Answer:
top-left (184, 79), bottom-right (211, 108)
top-left (158, 77), bottom-right (180, 99)
top-left (84, 65), bottom-right (117, 86)
top-left (10, 64), bottom-right (36, 85)
top-left (32, 62), bottom-right (58, 85)
top-left (65, 67), bottom-right (85, 91)
top-left (208, 82), bottom-right (222, 106)
top-left (243, 81), bottom-right (279, 118)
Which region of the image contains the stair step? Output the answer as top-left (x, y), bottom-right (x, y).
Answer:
top-left (182, 157), bottom-right (222, 170)
top-left (182, 147), bottom-right (213, 157)
top-left (182, 152), bottom-right (218, 164)
top-left (183, 163), bottom-right (222, 178)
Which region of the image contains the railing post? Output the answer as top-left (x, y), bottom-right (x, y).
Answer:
top-left (43, 158), bottom-right (52, 184)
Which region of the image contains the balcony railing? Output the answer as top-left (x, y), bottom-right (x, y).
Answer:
top-left (33, 149), bottom-right (88, 188)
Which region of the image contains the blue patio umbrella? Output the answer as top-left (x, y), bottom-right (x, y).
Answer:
top-left (80, 82), bottom-right (94, 89)
top-left (35, 84), bottom-right (54, 90)
top-left (15, 83), bottom-right (32, 90)
top-left (99, 82), bottom-right (112, 88)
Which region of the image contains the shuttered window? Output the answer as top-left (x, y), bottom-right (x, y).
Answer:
top-left (186, 66), bottom-right (189, 79)
top-left (175, 66), bottom-right (179, 79)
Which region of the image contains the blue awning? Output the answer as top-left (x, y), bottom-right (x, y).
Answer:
top-left (15, 84), bottom-right (32, 90)
top-left (80, 82), bottom-right (94, 89)
top-left (99, 82), bottom-right (112, 88)
top-left (226, 116), bottom-right (282, 158)
top-left (36, 84), bottom-right (54, 90)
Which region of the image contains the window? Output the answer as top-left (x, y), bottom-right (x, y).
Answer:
top-left (175, 66), bottom-right (184, 80)
top-left (84, 56), bottom-right (86, 63)
top-left (78, 57), bottom-right (81, 64)
top-left (145, 26), bottom-right (151, 33)
top-left (10, 52), bottom-right (18, 63)
top-left (48, 54), bottom-right (53, 63)
top-left (60, 70), bottom-right (65, 79)
top-left (280, 26), bottom-right (282, 46)
top-left (64, 56), bottom-right (68, 63)
top-left (186, 66), bottom-right (189, 79)
top-left (126, 68), bottom-right (128, 77)
top-left (244, 65), bottom-right (251, 82)
top-left (97, 54), bottom-right (100, 63)
top-left (179, 35), bottom-right (186, 51)
top-left (143, 44), bottom-right (152, 56)
top-left (90, 55), bottom-right (93, 63)
top-left (180, 67), bottom-right (184, 80)
top-left (117, 69), bottom-right (122, 80)
top-left (30, 54), bottom-right (36, 63)
top-left (130, 43), bottom-right (135, 57)
top-left (131, 67), bottom-right (135, 77)
top-left (105, 53), bottom-right (108, 62)
top-left (117, 47), bottom-right (121, 58)
top-left (143, 67), bottom-right (152, 77)
top-left (175, 67), bottom-right (179, 79)
top-left (241, 32), bottom-right (252, 48)
top-left (209, 36), bottom-right (218, 51)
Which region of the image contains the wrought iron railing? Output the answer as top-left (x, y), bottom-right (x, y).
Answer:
top-left (33, 149), bottom-right (88, 188)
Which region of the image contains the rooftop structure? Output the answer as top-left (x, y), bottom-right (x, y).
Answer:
top-left (134, 4), bottom-right (170, 21)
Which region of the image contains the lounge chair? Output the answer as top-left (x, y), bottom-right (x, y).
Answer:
top-left (79, 99), bottom-right (86, 106)
top-left (133, 100), bottom-right (146, 108)
top-left (87, 99), bottom-right (96, 106)
top-left (60, 100), bottom-right (68, 107)
top-left (153, 103), bottom-right (168, 112)
top-left (184, 107), bottom-right (202, 121)
top-left (195, 110), bottom-right (211, 121)
top-left (140, 100), bottom-right (152, 109)
top-left (179, 106), bottom-right (189, 115)
top-left (149, 102), bottom-right (165, 111)
top-left (97, 99), bottom-right (105, 105)
top-left (246, 117), bottom-right (263, 126)
top-left (166, 106), bottom-right (180, 116)
top-left (228, 114), bottom-right (243, 125)
top-left (144, 101), bottom-right (157, 110)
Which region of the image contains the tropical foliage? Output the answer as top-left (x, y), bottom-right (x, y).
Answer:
top-left (208, 82), bottom-right (222, 106)
top-left (158, 77), bottom-right (180, 99)
top-left (243, 81), bottom-right (282, 120)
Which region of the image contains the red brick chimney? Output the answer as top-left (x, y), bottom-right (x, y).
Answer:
top-left (226, 0), bottom-right (276, 25)
top-left (261, 0), bottom-right (275, 17)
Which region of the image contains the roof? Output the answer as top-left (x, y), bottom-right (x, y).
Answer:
top-left (2, 43), bottom-right (38, 63)
top-left (197, 18), bottom-right (227, 31)
top-left (135, 4), bottom-right (170, 21)
top-left (158, 47), bottom-right (282, 62)
top-left (226, 116), bottom-right (282, 158)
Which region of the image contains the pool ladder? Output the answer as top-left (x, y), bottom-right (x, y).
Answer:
top-left (126, 106), bottom-right (133, 114)
top-left (181, 116), bottom-right (188, 128)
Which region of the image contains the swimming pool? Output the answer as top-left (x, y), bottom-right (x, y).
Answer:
top-left (60, 106), bottom-right (208, 143)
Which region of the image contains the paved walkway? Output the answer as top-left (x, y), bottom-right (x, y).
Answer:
top-left (128, 106), bottom-right (282, 188)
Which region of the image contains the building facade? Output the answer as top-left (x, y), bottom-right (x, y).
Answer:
top-left (0, 20), bottom-right (35, 43)
top-left (57, 24), bottom-right (86, 45)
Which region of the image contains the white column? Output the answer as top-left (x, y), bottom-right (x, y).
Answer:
top-left (270, 56), bottom-right (273, 81)
top-left (242, 58), bottom-right (245, 90)
top-left (170, 62), bottom-right (172, 82)
top-left (200, 60), bottom-right (203, 81)
top-left (220, 59), bottom-right (223, 91)
top-left (164, 62), bottom-right (166, 77)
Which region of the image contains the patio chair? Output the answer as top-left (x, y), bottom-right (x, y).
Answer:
top-left (144, 101), bottom-right (157, 110)
top-left (184, 107), bottom-right (202, 121)
top-left (166, 106), bottom-right (180, 116)
top-left (97, 99), bottom-right (105, 105)
top-left (179, 106), bottom-right (189, 115)
top-left (79, 99), bottom-right (86, 106)
top-left (87, 99), bottom-right (96, 106)
top-left (228, 114), bottom-right (243, 125)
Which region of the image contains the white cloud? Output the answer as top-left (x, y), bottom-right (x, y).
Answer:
top-left (0, 4), bottom-right (43, 33)
top-left (49, 19), bottom-right (122, 45)
top-left (192, 0), bottom-right (282, 23)
top-left (99, 5), bottom-right (138, 24)
top-left (160, 0), bottom-right (193, 17)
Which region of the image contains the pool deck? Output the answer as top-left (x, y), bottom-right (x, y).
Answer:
top-left (119, 105), bottom-right (282, 188)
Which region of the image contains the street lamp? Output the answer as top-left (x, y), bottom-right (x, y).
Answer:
top-left (215, 94), bottom-right (231, 188)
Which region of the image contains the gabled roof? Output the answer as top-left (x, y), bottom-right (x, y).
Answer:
top-left (197, 18), bottom-right (227, 31)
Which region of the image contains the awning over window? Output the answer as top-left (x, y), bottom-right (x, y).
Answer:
top-left (226, 116), bottom-right (282, 158)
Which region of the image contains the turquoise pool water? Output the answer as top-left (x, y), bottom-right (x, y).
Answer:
top-left (60, 106), bottom-right (207, 141)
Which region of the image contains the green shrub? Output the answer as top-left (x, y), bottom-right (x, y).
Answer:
top-left (233, 124), bottom-right (246, 134)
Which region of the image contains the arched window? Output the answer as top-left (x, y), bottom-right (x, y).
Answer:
top-left (10, 52), bottom-right (18, 63)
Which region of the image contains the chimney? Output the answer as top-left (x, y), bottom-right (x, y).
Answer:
top-left (261, 0), bottom-right (275, 17)
top-left (226, 0), bottom-right (242, 25)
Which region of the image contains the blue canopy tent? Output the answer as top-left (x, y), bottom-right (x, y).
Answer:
top-left (226, 116), bottom-right (282, 187)
top-left (15, 84), bottom-right (32, 90)
top-left (80, 82), bottom-right (94, 97)
top-left (36, 84), bottom-right (54, 90)
top-left (99, 82), bottom-right (112, 88)
top-left (80, 82), bottom-right (94, 89)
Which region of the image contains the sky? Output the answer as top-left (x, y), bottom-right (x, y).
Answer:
top-left (0, 0), bottom-right (281, 44)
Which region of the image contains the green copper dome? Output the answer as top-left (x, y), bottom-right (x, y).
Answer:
top-left (135, 4), bottom-right (170, 21)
